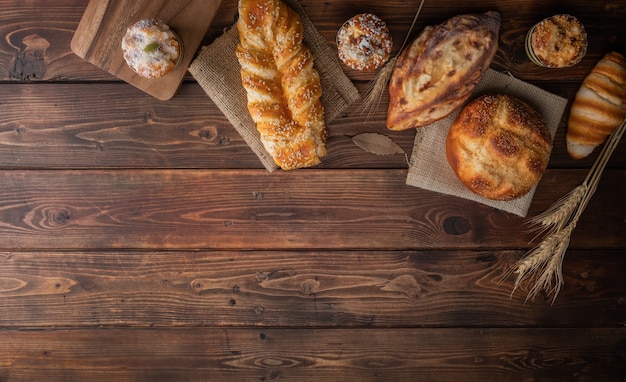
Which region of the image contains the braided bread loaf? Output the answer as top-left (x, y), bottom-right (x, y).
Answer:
top-left (236, 0), bottom-right (327, 170)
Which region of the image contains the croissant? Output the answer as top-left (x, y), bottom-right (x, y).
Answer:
top-left (566, 51), bottom-right (626, 159)
top-left (235, 0), bottom-right (327, 170)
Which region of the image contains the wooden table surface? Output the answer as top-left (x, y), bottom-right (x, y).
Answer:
top-left (1, 0), bottom-right (625, 380)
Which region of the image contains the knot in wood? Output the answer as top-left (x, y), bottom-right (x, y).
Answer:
top-left (196, 126), bottom-right (216, 141)
top-left (42, 207), bottom-right (71, 229)
top-left (10, 33), bottom-right (50, 81)
top-left (301, 278), bottom-right (320, 295)
top-left (443, 216), bottom-right (471, 235)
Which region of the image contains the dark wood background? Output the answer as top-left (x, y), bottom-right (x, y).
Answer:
top-left (0, 0), bottom-right (624, 380)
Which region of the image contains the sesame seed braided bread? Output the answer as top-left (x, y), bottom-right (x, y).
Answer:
top-left (236, 0), bottom-right (327, 170)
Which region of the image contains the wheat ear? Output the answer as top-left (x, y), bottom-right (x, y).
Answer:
top-left (359, 0), bottom-right (426, 119)
top-left (512, 117), bottom-right (626, 303)
top-left (525, 184), bottom-right (586, 237)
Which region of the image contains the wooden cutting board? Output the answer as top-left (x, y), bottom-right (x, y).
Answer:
top-left (71, 0), bottom-right (223, 100)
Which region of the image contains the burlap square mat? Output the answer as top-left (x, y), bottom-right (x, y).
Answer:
top-left (189, 0), bottom-right (360, 172)
top-left (406, 69), bottom-right (568, 217)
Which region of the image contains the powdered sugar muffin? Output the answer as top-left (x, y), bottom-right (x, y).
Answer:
top-left (121, 19), bottom-right (183, 78)
top-left (336, 13), bottom-right (392, 71)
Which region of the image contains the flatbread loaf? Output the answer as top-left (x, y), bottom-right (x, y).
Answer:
top-left (446, 94), bottom-right (552, 201)
top-left (387, 11), bottom-right (500, 131)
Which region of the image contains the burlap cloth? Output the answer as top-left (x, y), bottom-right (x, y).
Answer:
top-left (189, 0), bottom-right (360, 172)
top-left (406, 69), bottom-right (568, 217)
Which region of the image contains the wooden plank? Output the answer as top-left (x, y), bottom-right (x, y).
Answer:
top-left (2, 1), bottom-right (626, 83)
top-left (70, 0), bottom-right (222, 100)
top-left (0, 82), bottom-right (415, 169)
top-left (0, 83), bottom-right (267, 169)
top-left (0, 327), bottom-right (623, 381)
top-left (0, 0), bottom-right (93, 81)
top-left (0, 250), bottom-right (623, 328)
top-left (0, 0), bottom-right (237, 82)
top-left (0, 82), bottom-right (624, 169)
top-left (0, 169), bottom-right (623, 250)
top-left (318, 4), bottom-right (626, 84)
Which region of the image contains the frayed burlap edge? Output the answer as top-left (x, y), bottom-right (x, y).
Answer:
top-left (406, 69), bottom-right (568, 217)
top-left (189, 0), bottom-right (360, 172)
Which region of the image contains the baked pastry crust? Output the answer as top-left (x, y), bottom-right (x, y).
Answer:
top-left (336, 13), bottom-right (392, 71)
top-left (566, 51), bottom-right (626, 159)
top-left (446, 94), bottom-right (552, 201)
top-left (387, 11), bottom-right (500, 131)
top-left (526, 14), bottom-right (587, 68)
top-left (236, 0), bottom-right (327, 170)
top-left (121, 19), bottom-right (182, 79)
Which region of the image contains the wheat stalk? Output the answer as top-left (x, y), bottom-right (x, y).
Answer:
top-left (526, 183), bottom-right (586, 236)
top-left (359, 0), bottom-right (426, 119)
top-left (512, 117), bottom-right (626, 303)
top-left (515, 224), bottom-right (573, 303)
top-left (359, 58), bottom-right (398, 119)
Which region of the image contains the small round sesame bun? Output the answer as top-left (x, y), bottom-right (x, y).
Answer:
top-left (121, 19), bottom-right (183, 78)
top-left (446, 94), bottom-right (553, 201)
top-left (336, 13), bottom-right (392, 71)
top-left (525, 14), bottom-right (587, 68)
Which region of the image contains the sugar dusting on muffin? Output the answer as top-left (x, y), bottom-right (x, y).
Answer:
top-left (122, 19), bottom-right (182, 78)
top-left (336, 13), bottom-right (392, 71)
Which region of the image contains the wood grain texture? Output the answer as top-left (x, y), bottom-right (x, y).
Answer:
top-left (2, 0), bottom-right (625, 82)
top-left (0, 0), bottom-right (625, 381)
top-left (0, 83), bottom-right (263, 169)
top-left (0, 82), bottom-right (624, 170)
top-left (0, 328), bottom-right (624, 381)
top-left (0, 0), bottom-right (238, 82)
top-left (70, 0), bottom-right (222, 100)
top-left (0, 250), bottom-right (623, 328)
top-left (0, 169), bottom-right (623, 250)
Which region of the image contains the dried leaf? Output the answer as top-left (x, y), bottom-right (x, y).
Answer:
top-left (351, 133), bottom-right (405, 156)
